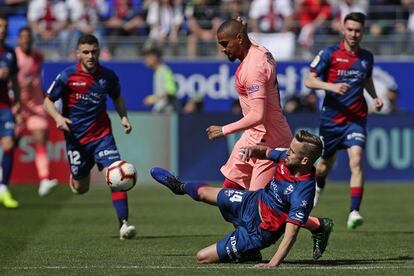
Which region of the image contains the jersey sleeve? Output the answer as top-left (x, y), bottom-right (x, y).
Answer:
top-left (287, 181), bottom-right (315, 226)
top-left (268, 148), bottom-right (287, 162)
top-left (108, 72), bottom-right (121, 99)
top-left (309, 48), bottom-right (331, 77)
top-left (46, 73), bottom-right (67, 102)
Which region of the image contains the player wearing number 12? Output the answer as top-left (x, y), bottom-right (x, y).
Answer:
top-left (44, 34), bottom-right (136, 240)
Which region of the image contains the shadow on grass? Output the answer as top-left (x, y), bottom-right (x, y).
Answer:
top-left (284, 255), bottom-right (413, 266)
top-left (109, 234), bottom-right (220, 240)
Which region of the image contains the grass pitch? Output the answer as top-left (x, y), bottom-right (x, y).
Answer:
top-left (0, 182), bottom-right (413, 275)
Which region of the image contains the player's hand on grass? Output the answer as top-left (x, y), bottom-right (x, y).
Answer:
top-left (330, 83), bottom-right (350, 95)
top-left (121, 116), bottom-right (132, 134)
top-left (55, 115), bottom-right (72, 132)
top-left (373, 97), bottom-right (384, 112)
top-left (254, 263), bottom-right (276, 268)
top-left (206, 125), bottom-right (224, 140)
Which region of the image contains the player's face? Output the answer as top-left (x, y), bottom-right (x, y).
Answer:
top-left (0, 18), bottom-right (8, 42)
top-left (343, 20), bottom-right (363, 48)
top-left (18, 30), bottom-right (32, 52)
top-left (285, 139), bottom-right (307, 170)
top-left (77, 43), bottom-right (100, 72)
top-left (217, 31), bottom-right (242, 62)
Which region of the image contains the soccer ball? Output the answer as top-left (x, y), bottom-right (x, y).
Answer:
top-left (106, 161), bottom-right (137, 192)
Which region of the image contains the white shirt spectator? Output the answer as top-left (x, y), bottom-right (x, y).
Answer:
top-left (249, 0), bottom-right (293, 32)
top-left (146, 0), bottom-right (184, 40)
top-left (28, 0), bottom-right (68, 32)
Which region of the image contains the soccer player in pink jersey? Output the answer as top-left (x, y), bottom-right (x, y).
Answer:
top-left (206, 19), bottom-right (292, 191)
top-left (206, 19), bottom-right (331, 260)
top-left (15, 26), bottom-right (58, 197)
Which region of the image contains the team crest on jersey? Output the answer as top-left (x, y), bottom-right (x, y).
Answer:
top-left (284, 184), bottom-right (294, 195)
top-left (224, 189), bottom-right (235, 197)
top-left (98, 79), bottom-right (107, 88)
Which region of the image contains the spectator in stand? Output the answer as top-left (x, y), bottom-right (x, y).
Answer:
top-left (331, 0), bottom-right (367, 33)
top-left (145, 0), bottom-right (184, 55)
top-left (27, 0), bottom-right (70, 58)
top-left (368, 0), bottom-right (409, 50)
top-left (66, 0), bottom-right (112, 60)
top-left (295, 0), bottom-right (332, 55)
top-left (402, 0), bottom-right (414, 54)
top-left (220, 0), bottom-right (248, 22)
top-left (185, 0), bottom-right (222, 58)
top-left (0, 0), bottom-right (28, 15)
top-left (249, 0), bottom-right (294, 33)
top-left (104, 0), bottom-right (146, 37)
top-left (284, 92), bottom-right (318, 113)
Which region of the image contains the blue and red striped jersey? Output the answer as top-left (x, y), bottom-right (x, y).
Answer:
top-left (257, 149), bottom-right (315, 232)
top-left (310, 40), bottom-right (373, 126)
top-left (0, 45), bottom-right (18, 109)
top-left (47, 62), bottom-right (121, 145)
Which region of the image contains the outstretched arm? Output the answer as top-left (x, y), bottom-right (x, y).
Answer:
top-left (239, 145), bottom-right (272, 161)
top-left (255, 223), bottom-right (300, 268)
top-left (112, 95), bottom-right (132, 134)
top-left (305, 71), bottom-right (349, 95)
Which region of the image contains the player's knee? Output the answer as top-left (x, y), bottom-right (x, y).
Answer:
top-left (76, 185), bottom-right (89, 194)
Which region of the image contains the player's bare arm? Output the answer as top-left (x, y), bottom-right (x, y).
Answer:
top-left (43, 97), bottom-right (72, 132)
top-left (206, 125), bottom-right (224, 140)
top-left (239, 145), bottom-right (271, 161)
top-left (112, 95), bottom-right (132, 134)
top-left (364, 77), bottom-right (383, 111)
top-left (305, 71), bottom-right (350, 95)
top-left (255, 223), bottom-right (300, 268)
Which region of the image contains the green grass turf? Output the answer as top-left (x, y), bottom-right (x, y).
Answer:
top-left (0, 182), bottom-right (413, 275)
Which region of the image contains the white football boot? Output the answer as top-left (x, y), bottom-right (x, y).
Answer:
top-left (120, 222), bottom-right (136, 240)
top-left (347, 210), bottom-right (364, 230)
top-left (38, 179), bottom-right (58, 197)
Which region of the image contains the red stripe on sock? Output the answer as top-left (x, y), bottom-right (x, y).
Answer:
top-left (112, 191), bottom-right (127, 201)
top-left (351, 187), bottom-right (364, 197)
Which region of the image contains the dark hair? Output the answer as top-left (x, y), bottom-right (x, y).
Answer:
top-left (0, 12), bottom-right (8, 22)
top-left (77, 34), bottom-right (99, 47)
top-left (294, 130), bottom-right (323, 164)
top-left (344, 12), bottom-right (366, 26)
top-left (18, 26), bottom-right (32, 36)
top-left (143, 47), bottom-right (162, 58)
top-left (217, 19), bottom-right (247, 37)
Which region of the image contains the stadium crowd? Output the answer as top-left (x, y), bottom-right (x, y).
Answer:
top-left (1, 0), bottom-right (413, 60)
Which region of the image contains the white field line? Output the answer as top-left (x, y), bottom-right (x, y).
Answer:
top-left (1, 265), bottom-right (414, 270)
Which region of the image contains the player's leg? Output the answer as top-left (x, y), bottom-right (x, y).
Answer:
top-left (95, 134), bottom-right (135, 239)
top-left (220, 137), bottom-right (253, 190)
top-left (150, 167), bottom-right (220, 205)
top-left (31, 127), bottom-right (58, 196)
top-left (346, 145), bottom-right (365, 229)
top-left (69, 174), bottom-right (91, 194)
top-left (249, 159), bottom-right (276, 191)
top-left (0, 135), bottom-right (17, 208)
